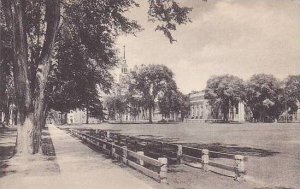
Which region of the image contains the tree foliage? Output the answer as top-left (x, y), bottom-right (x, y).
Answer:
top-left (127, 64), bottom-right (176, 123)
top-left (0, 3), bottom-right (14, 126)
top-left (105, 95), bottom-right (127, 121)
top-left (0, 0), bottom-right (192, 154)
top-left (283, 75), bottom-right (300, 114)
top-left (148, 0), bottom-right (192, 43)
top-left (125, 94), bottom-right (144, 120)
top-left (245, 74), bottom-right (284, 122)
top-left (158, 87), bottom-right (190, 121)
top-left (204, 75), bottom-right (245, 122)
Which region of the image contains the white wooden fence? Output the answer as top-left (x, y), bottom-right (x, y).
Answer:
top-left (69, 129), bottom-right (247, 182)
top-left (178, 145), bottom-right (246, 180)
top-left (69, 129), bottom-right (168, 183)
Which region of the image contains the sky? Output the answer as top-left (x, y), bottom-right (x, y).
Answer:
top-left (116, 0), bottom-right (300, 94)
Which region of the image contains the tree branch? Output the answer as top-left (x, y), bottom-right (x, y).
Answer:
top-left (38, 0), bottom-right (60, 67)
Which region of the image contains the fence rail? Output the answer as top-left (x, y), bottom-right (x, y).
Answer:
top-left (69, 128), bottom-right (247, 181)
top-left (179, 145), bottom-right (246, 180)
top-left (70, 129), bottom-right (167, 183)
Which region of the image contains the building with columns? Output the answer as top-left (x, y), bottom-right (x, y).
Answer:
top-left (189, 91), bottom-right (211, 121)
top-left (188, 90), bottom-right (246, 122)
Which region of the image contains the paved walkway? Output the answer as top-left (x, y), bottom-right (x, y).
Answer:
top-left (48, 124), bottom-right (154, 189)
top-left (0, 125), bottom-right (154, 189)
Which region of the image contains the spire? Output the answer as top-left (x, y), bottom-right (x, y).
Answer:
top-left (121, 45), bottom-right (127, 74)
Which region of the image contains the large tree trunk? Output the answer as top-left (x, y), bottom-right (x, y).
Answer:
top-left (149, 107), bottom-right (153, 123)
top-left (223, 108), bottom-right (229, 122)
top-left (86, 102), bottom-right (89, 124)
top-left (225, 110), bottom-right (230, 122)
top-left (222, 100), bottom-right (230, 122)
top-left (86, 109), bottom-right (89, 124)
top-left (10, 0), bottom-right (35, 154)
top-left (3, 100), bottom-right (10, 126)
top-left (16, 113), bottom-right (35, 154)
top-left (12, 109), bottom-right (17, 125)
top-left (7, 0), bottom-right (60, 155)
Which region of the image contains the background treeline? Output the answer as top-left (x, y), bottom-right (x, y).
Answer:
top-left (205, 74), bottom-right (300, 122)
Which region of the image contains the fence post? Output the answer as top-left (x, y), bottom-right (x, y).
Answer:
top-left (158, 157), bottom-right (168, 183)
top-left (107, 131), bottom-right (110, 139)
top-left (137, 151), bottom-right (144, 166)
top-left (111, 144), bottom-right (116, 158)
top-left (177, 145), bottom-right (183, 164)
top-left (202, 149), bottom-right (209, 171)
top-left (135, 141), bottom-right (138, 151)
top-left (122, 146), bottom-right (128, 164)
top-left (118, 135), bottom-right (121, 145)
top-left (234, 155), bottom-right (245, 181)
top-left (103, 143), bottom-right (107, 153)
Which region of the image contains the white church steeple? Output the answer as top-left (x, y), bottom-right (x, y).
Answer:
top-left (121, 45), bottom-right (128, 74)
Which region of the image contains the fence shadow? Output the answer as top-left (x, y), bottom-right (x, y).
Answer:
top-left (180, 142), bottom-right (279, 158)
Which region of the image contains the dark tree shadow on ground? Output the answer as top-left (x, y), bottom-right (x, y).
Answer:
top-left (0, 128), bottom-right (17, 161)
top-left (41, 128), bottom-right (56, 156)
top-left (136, 134), bottom-right (180, 143)
top-left (65, 128), bottom-right (279, 160)
top-left (254, 187), bottom-right (294, 189)
top-left (180, 142), bottom-right (279, 158)
top-left (0, 127), bottom-right (60, 178)
top-left (0, 146), bottom-right (15, 160)
top-left (0, 127), bottom-right (17, 177)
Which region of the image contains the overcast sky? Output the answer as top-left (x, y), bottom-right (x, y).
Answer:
top-left (116, 0), bottom-right (300, 94)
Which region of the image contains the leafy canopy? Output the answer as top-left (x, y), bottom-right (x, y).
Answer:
top-left (0, 0), bottom-right (192, 115)
top-left (245, 74), bottom-right (284, 121)
top-left (205, 75), bottom-right (245, 121)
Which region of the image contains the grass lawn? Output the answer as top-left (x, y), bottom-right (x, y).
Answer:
top-left (60, 122), bottom-right (300, 188)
